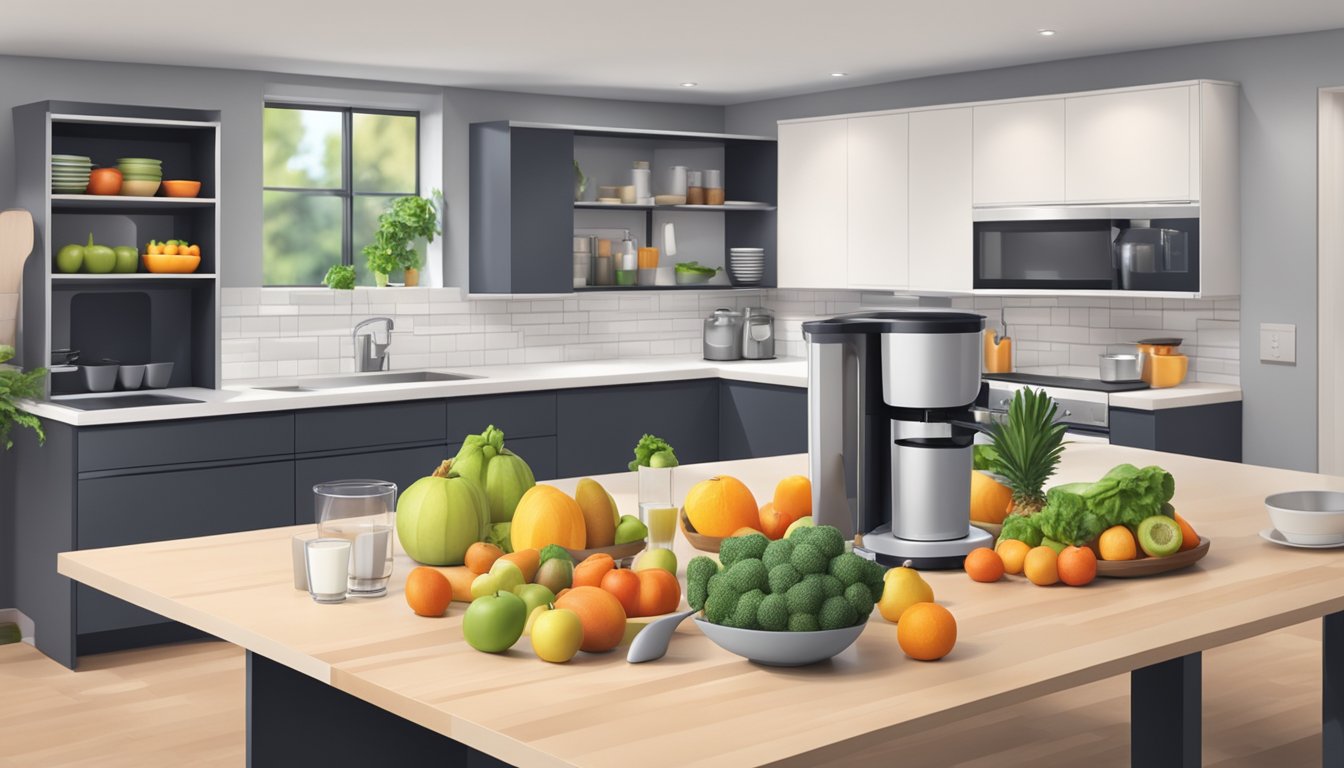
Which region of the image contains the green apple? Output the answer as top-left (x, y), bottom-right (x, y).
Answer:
top-left (614, 514), bottom-right (648, 545)
top-left (512, 583), bottom-right (556, 617)
top-left (649, 450), bottom-right (678, 469)
top-left (633, 548), bottom-right (677, 575)
top-left (530, 607), bottom-right (583, 663)
top-left (112, 246), bottom-right (138, 273)
top-left (463, 591), bottom-right (526, 653)
top-left (784, 516), bottom-right (815, 539)
top-left (470, 558), bottom-right (525, 600)
top-left (523, 603), bottom-right (549, 636)
top-left (81, 233), bottom-right (115, 274)
top-left (534, 558), bottom-right (573, 594)
top-left (55, 243), bottom-right (84, 274)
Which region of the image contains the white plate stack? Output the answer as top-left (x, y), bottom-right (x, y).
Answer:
top-left (728, 247), bottom-right (765, 285)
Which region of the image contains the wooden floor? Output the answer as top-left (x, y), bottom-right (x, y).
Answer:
top-left (0, 622), bottom-right (1324, 767)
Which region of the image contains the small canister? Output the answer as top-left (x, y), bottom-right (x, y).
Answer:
top-left (703, 169), bottom-right (724, 205)
top-left (703, 308), bottom-right (744, 361)
top-left (686, 170), bottom-right (705, 205)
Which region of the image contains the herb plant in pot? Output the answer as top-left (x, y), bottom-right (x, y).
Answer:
top-left (0, 344), bottom-right (46, 450)
top-left (361, 190), bottom-right (442, 287)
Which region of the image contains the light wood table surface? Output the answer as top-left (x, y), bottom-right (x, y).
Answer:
top-left (59, 444), bottom-right (1344, 767)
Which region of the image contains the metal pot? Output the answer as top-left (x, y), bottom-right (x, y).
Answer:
top-left (1099, 352), bottom-right (1144, 382)
top-left (702, 308), bottom-right (744, 361)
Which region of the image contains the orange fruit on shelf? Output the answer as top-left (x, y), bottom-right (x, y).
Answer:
top-left (995, 539), bottom-right (1031, 575)
top-left (684, 476), bottom-right (760, 537)
top-left (896, 602), bottom-right (957, 661)
top-left (772, 475), bottom-right (812, 519)
top-left (554, 586), bottom-right (627, 653)
top-left (970, 471), bottom-right (1013, 524)
top-left (1023, 546), bottom-right (1060, 586)
top-left (1174, 513), bottom-right (1200, 551)
top-left (1098, 525), bottom-right (1138, 561)
top-left (1057, 545), bottom-right (1098, 587)
top-left (758, 502), bottom-right (807, 540)
top-left (464, 542), bottom-right (504, 575)
top-left (599, 568), bottom-right (642, 617)
top-left (635, 568), bottom-right (682, 617)
top-left (963, 547), bottom-right (1004, 583)
top-left (499, 548), bottom-right (540, 582)
top-left (572, 553), bottom-right (616, 589)
top-left (404, 566), bottom-right (453, 617)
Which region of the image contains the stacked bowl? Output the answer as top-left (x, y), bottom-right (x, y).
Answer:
top-left (51, 154), bottom-right (92, 194)
top-left (117, 157), bottom-right (162, 196)
top-left (728, 247), bottom-right (765, 285)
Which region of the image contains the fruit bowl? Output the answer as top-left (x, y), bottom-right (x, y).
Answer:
top-left (161, 180), bottom-right (202, 198)
top-left (679, 507), bottom-right (725, 553)
top-left (693, 617), bottom-right (867, 666)
top-left (142, 252), bottom-right (201, 274)
top-left (1095, 536), bottom-right (1210, 578)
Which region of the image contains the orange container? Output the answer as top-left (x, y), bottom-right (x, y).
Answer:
top-left (637, 246), bottom-right (659, 269)
top-left (142, 252), bottom-right (201, 274)
top-left (983, 330), bottom-right (1013, 373)
top-left (1147, 353), bottom-right (1189, 388)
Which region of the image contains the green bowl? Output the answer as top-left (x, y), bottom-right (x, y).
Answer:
top-left (115, 157), bottom-right (161, 164)
top-left (51, 154), bottom-right (91, 162)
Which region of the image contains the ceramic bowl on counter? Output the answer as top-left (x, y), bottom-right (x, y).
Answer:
top-left (1264, 491), bottom-right (1344, 545)
top-left (81, 360), bottom-right (119, 392)
top-left (693, 617), bottom-right (867, 666)
top-left (119, 179), bottom-right (161, 197)
top-left (143, 362), bottom-right (174, 389)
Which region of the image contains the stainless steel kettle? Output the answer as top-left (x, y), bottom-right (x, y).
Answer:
top-left (742, 307), bottom-right (775, 360)
top-left (703, 308), bottom-right (744, 361)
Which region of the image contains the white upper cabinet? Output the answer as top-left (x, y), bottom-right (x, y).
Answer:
top-left (1065, 85), bottom-right (1194, 203)
top-left (777, 119), bottom-right (848, 289)
top-left (908, 108), bottom-right (973, 292)
top-left (846, 113), bottom-right (909, 289)
top-left (973, 99), bottom-right (1066, 206)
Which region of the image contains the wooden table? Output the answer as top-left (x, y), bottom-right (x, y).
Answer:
top-left (58, 445), bottom-right (1344, 767)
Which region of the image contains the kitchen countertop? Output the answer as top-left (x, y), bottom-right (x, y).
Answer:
top-left (60, 445), bottom-right (1344, 767)
top-left (1108, 382), bottom-right (1243, 411)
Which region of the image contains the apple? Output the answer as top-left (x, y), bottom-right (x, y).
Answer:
top-left (523, 604), bottom-right (549, 636)
top-left (512, 583), bottom-right (556, 617)
top-left (463, 590), bottom-right (526, 653)
top-left (530, 607), bottom-right (583, 663)
top-left (55, 244), bottom-right (83, 274)
top-left (112, 246), bottom-right (138, 273)
top-left (614, 514), bottom-right (648, 545)
top-left (633, 548), bottom-right (677, 575)
top-left (534, 558), bottom-right (573, 595)
top-left (81, 234), bottom-right (115, 274)
top-left (470, 558), bottom-right (525, 600)
top-left (784, 516), bottom-right (815, 539)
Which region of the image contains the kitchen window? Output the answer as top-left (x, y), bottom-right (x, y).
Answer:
top-left (262, 104), bottom-right (420, 286)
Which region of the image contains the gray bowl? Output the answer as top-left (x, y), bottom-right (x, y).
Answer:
top-left (143, 362), bottom-right (174, 389)
top-left (674, 271), bottom-right (714, 285)
top-left (117, 364), bottom-right (146, 390)
top-left (1265, 491), bottom-right (1344, 545)
top-left (693, 617), bottom-right (867, 666)
top-left (81, 362), bottom-right (119, 392)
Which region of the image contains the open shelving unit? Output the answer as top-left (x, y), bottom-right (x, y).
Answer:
top-left (13, 100), bottom-right (221, 396)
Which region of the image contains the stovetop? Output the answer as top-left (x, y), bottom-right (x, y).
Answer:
top-left (983, 372), bottom-right (1150, 393)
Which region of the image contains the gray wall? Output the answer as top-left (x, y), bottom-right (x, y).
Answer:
top-left (726, 28), bottom-right (1344, 473)
top-left (0, 55), bottom-right (724, 288)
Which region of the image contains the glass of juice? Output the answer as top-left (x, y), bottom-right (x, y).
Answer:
top-left (314, 479), bottom-right (397, 597)
top-left (638, 466), bottom-right (677, 551)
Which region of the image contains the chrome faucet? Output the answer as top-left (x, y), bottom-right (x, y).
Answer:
top-left (353, 317), bottom-right (394, 372)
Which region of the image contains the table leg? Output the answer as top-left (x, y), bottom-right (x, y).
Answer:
top-left (246, 651), bottom-right (512, 767)
top-left (1325, 612), bottom-right (1344, 767)
top-left (1131, 652), bottom-right (1201, 768)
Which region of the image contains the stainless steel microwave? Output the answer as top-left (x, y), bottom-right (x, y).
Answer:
top-left (972, 205), bottom-right (1200, 292)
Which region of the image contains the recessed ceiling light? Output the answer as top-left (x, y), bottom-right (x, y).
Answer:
top-left (831, 72), bottom-right (848, 78)
top-left (1038, 28), bottom-right (1057, 37)
top-left (680, 82), bottom-right (698, 87)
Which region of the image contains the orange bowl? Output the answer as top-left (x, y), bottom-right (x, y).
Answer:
top-left (142, 252), bottom-right (201, 274)
top-left (160, 180), bottom-right (202, 198)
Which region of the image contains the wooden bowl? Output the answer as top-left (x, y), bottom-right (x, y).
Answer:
top-left (1095, 536), bottom-right (1210, 578)
top-left (562, 540), bottom-right (645, 563)
top-left (680, 507), bottom-right (725, 553)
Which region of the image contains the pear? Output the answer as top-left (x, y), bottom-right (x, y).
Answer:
top-left (574, 478), bottom-right (617, 548)
top-left (878, 560), bottom-right (934, 623)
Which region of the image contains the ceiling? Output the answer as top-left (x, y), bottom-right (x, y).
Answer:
top-left (4, 1), bottom-right (1344, 104)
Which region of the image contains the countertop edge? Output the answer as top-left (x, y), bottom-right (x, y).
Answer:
top-left (1108, 384), bottom-right (1242, 411)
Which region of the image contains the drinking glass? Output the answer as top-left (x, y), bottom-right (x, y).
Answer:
top-left (304, 538), bottom-right (351, 604)
top-left (314, 479), bottom-right (397, 597)
top-left (637, 466), bottom-right (677, 551)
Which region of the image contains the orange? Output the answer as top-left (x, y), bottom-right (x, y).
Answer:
top-left (1057, 545), bottom-right (1098, 587)
top-left (772, 475), bottom-right (812, 519)
top-left (554, 586), bottom-right (627, 653)
top-left (634, 568), bottom-right (682, 617)
top-left (758, 502), bottom-right (807, 540)
top-left (963, 547), bottom-right (1004, 583)
top-left (1098, 525), bottom-right (1137, 561)
top-left (1174, 513), bottom-right (1200, 551)
top-left (970, 471), bottom-right (1013, 524)
top-left (499, 548), bottom-right (540, 582)
top-left (599, 568), bottom-right (642, 617)
top-left (684, 476), bottom-right (760, 537)
top-left (896, 602), bottom-right (957, 661)
top-left (1023, 546), bottom-right (1059, 586)
top-left (464, 542), bottom-right (504, 575)
top-left (995, 539), bottom-right (1031, 575)
top-left (572, 553), bottom-right (616, 589)
top-left (404, 566), bottom-right (453, 617)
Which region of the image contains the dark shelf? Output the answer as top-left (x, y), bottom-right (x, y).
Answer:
top-left (574, 202), bottom-right (776, 212)
top-left (51, 195), bottom-right (216, 212)
top-left (573, 284), bottom-right (767, 291)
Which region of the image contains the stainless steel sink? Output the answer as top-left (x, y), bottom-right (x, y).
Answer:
top-left (252, 370), bottom-right (479, 392)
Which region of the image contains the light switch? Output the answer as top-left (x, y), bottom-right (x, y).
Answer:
top-left (1259, 323), bottom-right (1296, 364)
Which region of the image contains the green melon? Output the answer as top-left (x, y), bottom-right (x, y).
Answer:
top-left (395, 470), bottom-right (490, 566)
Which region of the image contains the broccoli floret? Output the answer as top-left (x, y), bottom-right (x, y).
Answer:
top-left (730, 589), bottom-right (765, 630)
top-left (829, 552), bottom-right (870, 587)
top-left (807, 525), bottom-right (846, 559)
top-left (722, 558), bottom-right (768, 594)
top-left (788, 613), bottom-right (820, 632)
top-left (757, 593), bottom-right (789, 631)
top-left (862, 558), bottom-right (887, 602)
top-left (785, 579), bottom-right (824, 616)
top-left (844, 582), bottom-right (874, 619)
top-left (805, 573), bottom-right (844, 599)
top-left (819, 595), bottom-right (859, 630)
top-left (762, 538), bottom-right (796, 570)
top-left (767, 563), bottom-right (802, 595)
top-left (719, 533), bottom-right (769, 568)
top-left (790, 543), bottom-right (828, 575)
top-left (704, 582), bottom-right (740, 625)
top-left (686, 556), bottom-right (720, 612)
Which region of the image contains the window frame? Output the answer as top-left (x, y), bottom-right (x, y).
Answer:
top-left (262, 102), bottom-right (422, 285)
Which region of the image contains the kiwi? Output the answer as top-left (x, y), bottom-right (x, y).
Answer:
top-left (1137, 515), bottom-right (1183, 557)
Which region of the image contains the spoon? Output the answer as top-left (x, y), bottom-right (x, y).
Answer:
top-left (626, 609), bottom-right (696, 663)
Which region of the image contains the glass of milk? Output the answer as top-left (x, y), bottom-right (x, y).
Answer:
top-left (314, 479), bottom-right (398, 598)
top-left (305, 539), bottom-right (352, 603)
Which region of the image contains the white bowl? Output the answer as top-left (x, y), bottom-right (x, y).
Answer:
top-left (694, 617), bottom-right (866, 666)
top-left (1265, 491), bottom-right (1344, 545)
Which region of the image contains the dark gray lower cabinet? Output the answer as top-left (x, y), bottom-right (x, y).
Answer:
top-left (556, 380), bottom-right (720, 477)
top-left (294, 445), bottom-right (448, 524)
top-left (718, 381), bottom-right (808, 461)
top-left (1109, 402), bottom-right (1243, 463)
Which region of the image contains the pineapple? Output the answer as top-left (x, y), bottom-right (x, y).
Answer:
top-left (984, 388), bottom-right (1067, 515)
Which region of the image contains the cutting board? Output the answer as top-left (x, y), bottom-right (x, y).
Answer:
top-left (0, 209), bottom-right (34, 349)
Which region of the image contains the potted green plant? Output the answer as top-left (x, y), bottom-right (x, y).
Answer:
top-left (322, 264), bottom-right (355, 290)
top-left (0, 344), bottom-right (46, 450)
top-left (361, 189), bottom-right (443, 287)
